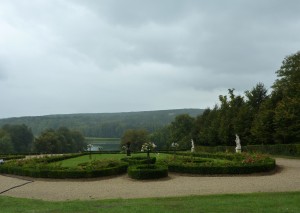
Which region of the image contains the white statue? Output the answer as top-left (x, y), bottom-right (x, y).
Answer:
top-left (235, 134), bottom-right (241, 153)
top-left (191, 139), bottom-right (195, 152)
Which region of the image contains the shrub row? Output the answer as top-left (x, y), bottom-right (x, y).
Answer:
top-left (168, 157), bottom-right (276, 175)
top-left (0, 155), bottom-right (26, 160)
top-left (0, 161), bottom-right (128, 179)
top-left (127, 164), bottom-right (168, 180)
top-left (175, 152), bottom-right (243, 161)
top-left (121, 156), bottom-right (156, 165)
top-left (30, 153), bottom-right (85, 164)
top-left (195, 144), bottom-right (300, 156)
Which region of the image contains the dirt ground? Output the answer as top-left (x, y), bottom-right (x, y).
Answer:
top-left (0, 158), bottom-right (299, 201)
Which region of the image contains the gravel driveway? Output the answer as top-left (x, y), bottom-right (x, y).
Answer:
top-left (0, 158), bottom-right (299, 201)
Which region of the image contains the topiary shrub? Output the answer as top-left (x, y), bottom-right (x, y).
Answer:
top-left (128, 164), bottom-right (168, 180)
top-left (121, 156), bottom-right (156, 165)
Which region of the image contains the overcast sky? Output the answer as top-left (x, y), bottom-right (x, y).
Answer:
top-left (0, 0), bottom-right (299, 118)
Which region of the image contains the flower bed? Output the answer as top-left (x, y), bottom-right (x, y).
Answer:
top-left (127, 164), bottom-right (168, 180)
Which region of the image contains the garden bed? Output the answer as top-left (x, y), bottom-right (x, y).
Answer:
top-left (0, 154), bottom-right (128, 178)
top-left (167, 153), bottom-right (276, 174)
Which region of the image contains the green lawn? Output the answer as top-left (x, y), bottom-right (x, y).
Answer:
top-left (0, 192), bottom-right (299, 213)
top-left (58, 153), bottom-right (171, 168)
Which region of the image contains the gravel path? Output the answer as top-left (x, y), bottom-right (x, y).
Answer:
top-left (0, 158), bottom-right (299, 201)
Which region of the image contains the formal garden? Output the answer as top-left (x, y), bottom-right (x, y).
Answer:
top-left (0, 144), bottom-right (276, 180)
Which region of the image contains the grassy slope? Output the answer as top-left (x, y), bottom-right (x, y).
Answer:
top-left (0, 192), bottom-right (299, 213)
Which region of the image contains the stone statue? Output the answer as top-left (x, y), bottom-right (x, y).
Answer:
top-left (191, 139), bottom-right (195, 152)
top-left (235, 134), bottom-right (241, 153)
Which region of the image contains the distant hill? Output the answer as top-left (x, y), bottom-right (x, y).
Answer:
top-left (0, 109), bottom-right (204, 137)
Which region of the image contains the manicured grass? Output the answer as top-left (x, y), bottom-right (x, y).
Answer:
top-left (58, 153), bottom-right (171, 168)
top-left (0, 192), bottom-right (299, 213)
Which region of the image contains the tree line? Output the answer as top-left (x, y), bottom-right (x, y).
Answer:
top-left (148, 51), bottom-right (300, 149)
top-left (0, 109), bottom-right (202, 138)
top-left (0, 125), bottom-right (86, 154)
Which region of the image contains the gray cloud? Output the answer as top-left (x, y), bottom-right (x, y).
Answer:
top-left (0, 0), bottom-right (299, 118)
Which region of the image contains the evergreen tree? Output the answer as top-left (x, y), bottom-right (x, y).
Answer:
top-left (272, 51), bottom-right (300, 143)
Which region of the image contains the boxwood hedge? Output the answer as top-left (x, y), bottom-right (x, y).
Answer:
top-left (127, 164), bottom-right (168, 180)
top-left (167, 153), bottom-right (276, 175)
top-left (0, 154), bottom-right (128, 179)
top-left (121, 156), bottom-right (156, 165)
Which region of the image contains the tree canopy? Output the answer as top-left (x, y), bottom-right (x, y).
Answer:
top-left (151, 51), bottom-right (300, 148)
top-left (33, 127), bottom-right (86, 154)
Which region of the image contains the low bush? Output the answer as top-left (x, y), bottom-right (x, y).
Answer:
top-left (128, 164), bottom-right (168, 180)
top-left (195, 144), bottom-right (300, 156)
top-left (121, 156), bottom-right (156, 165)
top-left (0, 155), bottom-right (26, 160)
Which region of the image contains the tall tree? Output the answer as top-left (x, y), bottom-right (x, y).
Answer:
top-left (2, 124), bottom-right (34, 153)
top-left (34, 127), bottom-right (86, 153)
top-left (245, 83), bottom-right (268, 112)
top-left (272, 51), bottom-right (300, 143)
top-left (121, 129), bottom-right (149, 152)
top-left (0, 129), bottom-right (13, 154)
top-left (169, 114), bottom-right (195, 149)
top-left (149, 126), bottom-right (171, 150)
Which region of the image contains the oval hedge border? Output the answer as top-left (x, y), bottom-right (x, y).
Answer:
top-left (128, 164), bottom-right (168, 180)
top-left (0, 161), bottom-right (129, 179)
top-left (167, 154), bottom-right (276, 175)
top-left (0, 154), bottom-right (129, 179)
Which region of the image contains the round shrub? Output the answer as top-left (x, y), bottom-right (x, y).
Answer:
top-left (128, 164), bottom-right (168, 180)
top-left (121, 156), bottom-right (156, 165)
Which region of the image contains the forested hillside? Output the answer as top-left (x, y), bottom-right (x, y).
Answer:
top-left (0, 109), bottom-right (203, 137)
top-left (149, 51), bottom-right (300, 149)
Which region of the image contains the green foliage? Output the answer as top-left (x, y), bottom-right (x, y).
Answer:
top-left (127, 164), bottom-right (168, 180)
top-left (120, 156), bottom-right (156, 165)
top-left (0, 192), bottom-right (299, 213)
top-left (121, 129), bottom-right (149, 152)
top-left (169, 114), bottom-right (195, 148)
top-left (0, 154), bottom-right (25, 160)
top-left (0, 109), bottom-right (203, 138)
top-left (167, 152), bottom-right (275, 174)
top-left (272, 52), bottom-right (300, 143)
top-left (0, 129), bottom-right (13, 154)
top-left (34, 127), bottom-right (86, 154)
top-left (1, 124), bottom-right (34, 153)
top-left (149, 126), bottom-right (171, 149)
top-left (0, 154), bottom-right (128, 178)
top-left (195, 144), bottom-right (300, 156)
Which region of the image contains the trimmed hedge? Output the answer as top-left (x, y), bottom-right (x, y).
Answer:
top-left (128, 164), bottom-right (168, 180)
top-left (121, 156), bottom-right (156, 165)
top-left (0, 155), bottom-right (128, 179)
top-left (195, 144), bottom-right (300, 156)
top-left (168, 160), bottom-right (275, 174)
top-left (0, 155), bottom-right (25, 161)
top-left (0, 163), bottom-right (128, 179)
top-left (167, 153), bottom-right (276, 175)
